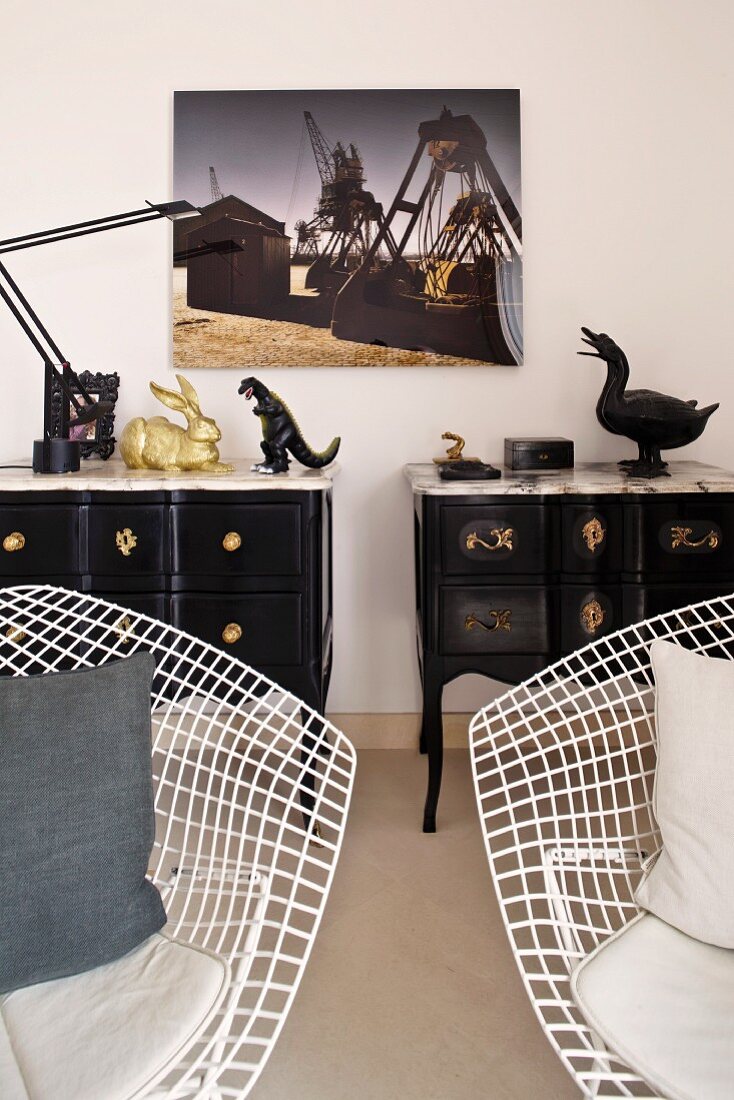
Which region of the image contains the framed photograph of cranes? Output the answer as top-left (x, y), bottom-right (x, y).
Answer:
top-left (173, 89), bottom-right (522, 368)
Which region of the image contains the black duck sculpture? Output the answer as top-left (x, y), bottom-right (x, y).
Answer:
top-left (579, 327), bottom-right (719, 478)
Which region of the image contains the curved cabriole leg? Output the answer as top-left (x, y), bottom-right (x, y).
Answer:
top-left (421, 667), bottom-right (444, 832)
top-left (417, 651), bottom-right (428, 754)
top-left (299, 704), bottom-right (326, 839)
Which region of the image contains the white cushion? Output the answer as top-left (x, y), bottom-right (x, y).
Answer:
top-left (635, 639), bottom-right (734, 947)
top-left (572, 912), bottom-right (734, 1100)
top-left (0, 933), bottom-right (230, 1100)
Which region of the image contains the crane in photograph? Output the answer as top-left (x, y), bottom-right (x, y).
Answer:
top-left (292, 218), bottom-right (320, 261)
top-left (293, 110), bottom-right (395, 291)
top-left (209, 166), bottom-right (223, 203)
top-left (331, 106), bottom-right (523, 364)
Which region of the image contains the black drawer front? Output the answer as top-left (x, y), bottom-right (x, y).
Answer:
top-left (622, 584), bottom-right (734, 658)
top-left (623, 583), bottom-right (734, 624)
top-left (625, 502), bottom-right (734, 574)
top-left (87, 505), bottom-right (166, 575)
top-left (171, 594), bottom-right (302, 666)
top-left (95, 593), bottom-right (167, 624)
top-left (81, 594), bottom-right (168, 654)
top-left (562, 505), bottom-right (622, 574)
top-left (440, 586), bottom-right (552, 655)
top-left (561, 585), bottom-right (621, 652)
top-left (172, 504), bottom-right (301, 576)
top-left (0, 507), bottom-right (79, 576)
top-left (441, 505), bottom-right (553, 575)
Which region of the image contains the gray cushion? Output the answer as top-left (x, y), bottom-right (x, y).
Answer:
top-left (635, 639), bottom-right (734, 947)
top-left (572, 912), bottom-right (734, 1100)
top-left (0, 654), bottom-right (166, 994)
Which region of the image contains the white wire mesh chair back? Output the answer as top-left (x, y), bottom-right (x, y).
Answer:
top-left (469, 593), bottom-right (734, 1099)
top-left (0, 585), bottom-right (356, 1099)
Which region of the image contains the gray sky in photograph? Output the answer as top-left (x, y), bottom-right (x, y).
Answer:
top-left (173, 89), bottom-right (521, 240)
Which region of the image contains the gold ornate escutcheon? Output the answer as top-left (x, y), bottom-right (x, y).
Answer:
top-left (581, 599), bottom-right (605, 635)
top-left (222, 622), bottom-right (243, 645)
top-left (5, 624), bottom-right (27, 642)
top-left (115, 528), bottom-right (138, 557)
top-left (222, 531), bottom-right (242, 552)
top-left (3, 531), bottom-right (25, 553)
top-left (466, 528), bottom-right (514, 553)
top-left (670, 525), bottom-right (719, 550)
top-left (114, 616), bottom-right (136, 645)
top-left (465, 609), bottom-right (512, 633)
top-left (582, 517), bottom-right (605, 553)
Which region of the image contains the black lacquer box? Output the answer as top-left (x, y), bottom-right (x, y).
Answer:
top-left (504, 437), bottom-right (575, 471)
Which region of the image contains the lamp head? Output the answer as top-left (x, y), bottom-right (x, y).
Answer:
top-left (146, 200), bottom-right (200, 220)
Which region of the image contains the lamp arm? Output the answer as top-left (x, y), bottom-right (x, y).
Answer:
top-left (0, 258), bottom-right (94, 441)
top-left (0, 203), bottom-right (166, 251)
top-left (0, 259), bottom-right (66, 363)
top-left (0, 211), bottom-right (164, 256)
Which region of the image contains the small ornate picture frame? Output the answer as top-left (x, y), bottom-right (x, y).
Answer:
top-left (51, 371), bottom-right (120, 460)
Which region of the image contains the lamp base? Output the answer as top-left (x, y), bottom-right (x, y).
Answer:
top-left (32, 438), bottom-right (81, 474)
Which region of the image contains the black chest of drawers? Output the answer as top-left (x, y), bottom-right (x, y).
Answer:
top-left (0, 463), bottom-right (334, 713)
top-left (407, 461), bottom-right (734, 831)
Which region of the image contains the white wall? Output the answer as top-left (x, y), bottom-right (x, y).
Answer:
top-left (3, 0), bottom-right (733, 713)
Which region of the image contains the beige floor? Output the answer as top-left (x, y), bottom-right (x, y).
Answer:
top-left (253, 750), bottom-right (577, 1100)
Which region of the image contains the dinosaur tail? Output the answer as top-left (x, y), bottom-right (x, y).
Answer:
top-left (290, 434), bottom-right (341, 469)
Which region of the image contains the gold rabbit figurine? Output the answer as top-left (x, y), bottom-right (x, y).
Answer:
top-left (119, 374), bottom-right (234, 473)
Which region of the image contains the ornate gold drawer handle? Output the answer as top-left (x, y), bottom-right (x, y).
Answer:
top-left (116, 528), bottom-right (138, 556)
top-left (582, 517), bottom-right (605, 553)
top-left (465, 609), bottom-right (512, 633)
top-left (5, 624), bottom-right (27, 642)
top-left (581, 599), bottom-right (605, 635)
top-left (3, 531), bottom-right (25, 553)
top-left (222, 531), bottom-right (242, 552)
top-left (670, 526), bottom-right (719, 550)
top-left (114, 616), bottom-right (136, 645)
top-left (466, 528), bottom-right (514, 553)
top-left (222, 622), bottom-right (243, 645)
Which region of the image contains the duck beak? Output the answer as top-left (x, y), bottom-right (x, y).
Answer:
top-left (579, 332), bottom-right (603, 357)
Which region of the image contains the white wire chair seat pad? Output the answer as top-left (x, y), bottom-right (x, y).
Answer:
top-left (572, 912), bottom-right (734, 1100)
top-left (0, 933), bottom-right (230, 1100)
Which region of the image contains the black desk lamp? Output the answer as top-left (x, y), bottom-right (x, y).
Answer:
top-left (0, 200), bottom-right (198, 473)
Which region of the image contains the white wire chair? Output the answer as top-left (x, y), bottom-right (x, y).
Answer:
top-left (469, 593), bottom-right (734, 1099)
top-left (0, 584), bottom-right (356, 1099)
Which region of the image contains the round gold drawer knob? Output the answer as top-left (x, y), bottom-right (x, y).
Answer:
top-left (222, 531), bottom-right (242, 552)
top-left (3, 532), bottom-right (25, 553)
top-left (222, 622), bottom-right (242, 645)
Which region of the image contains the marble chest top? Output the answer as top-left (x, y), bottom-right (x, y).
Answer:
top-left (404, 461), bottom-right (734, 496)
top-left (0, 458), bottom-right (337, 492)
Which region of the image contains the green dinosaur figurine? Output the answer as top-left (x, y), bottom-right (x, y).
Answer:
top-left (238, 377), bottom-right (341, 475)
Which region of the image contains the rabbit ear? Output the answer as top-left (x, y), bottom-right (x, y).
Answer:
top-left (150, 381), bottom-right (189, 415)
top-left (176, 374), bottom-right (201, 415)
